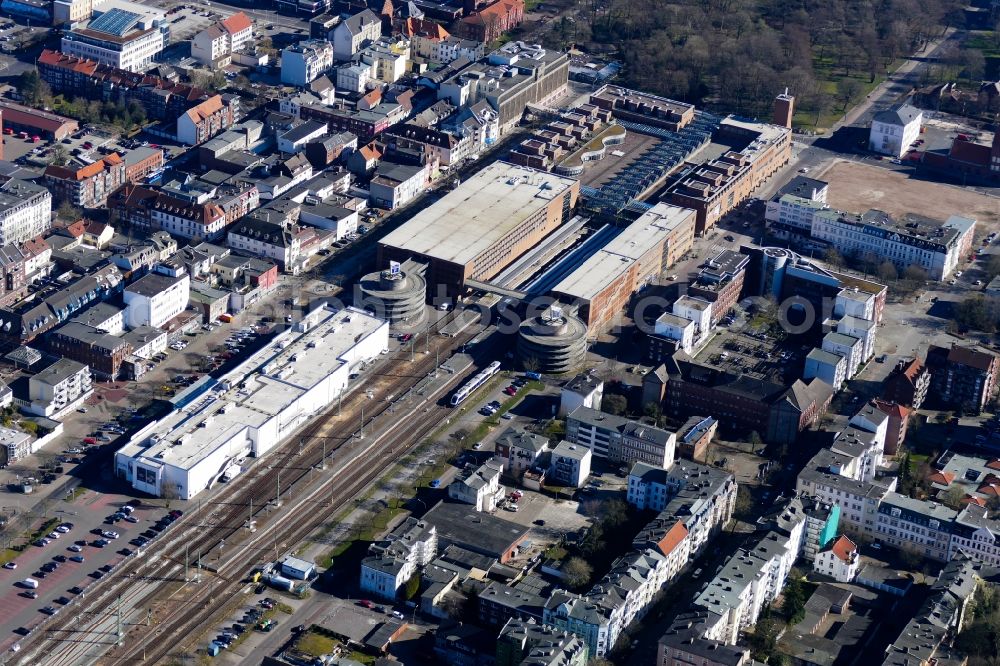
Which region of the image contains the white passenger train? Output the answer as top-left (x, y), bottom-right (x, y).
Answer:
top-left (449, 361), bottom-right (502, 406)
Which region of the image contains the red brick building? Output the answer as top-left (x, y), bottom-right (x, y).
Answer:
top-left (44, 153), bottom-right (125, 209)
top-left (881, 358), bottom-right (931, 410)
top-left (123, 146), bottom-right (164, 184)
top-left (458, 0), bottom-right (524, 43)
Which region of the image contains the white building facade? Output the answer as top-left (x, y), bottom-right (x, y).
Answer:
top-left (869, 103), bottom-right (922, 158)
top-left (123, 272), bottom-right (191, 329)
top-left (281, 40), bottom-right (334, 86)
top-left (114, 305), bottom-right (390, 499)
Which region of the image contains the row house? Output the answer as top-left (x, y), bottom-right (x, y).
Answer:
top-left (383, 123), bottom-right (475, 167)
top-left (0, 265), bottom-right (123, 347)
top-left (544, 461), bottom-right (735, 656)
top-left (875, 492), bottom-right (957, 562)
top-left (693, 500), bottom-right (807, 645)
top-left (37, 50), bottom-right (227, 126)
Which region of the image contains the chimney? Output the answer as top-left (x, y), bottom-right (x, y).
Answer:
top-left (773, 88), bottom-right (794, 129)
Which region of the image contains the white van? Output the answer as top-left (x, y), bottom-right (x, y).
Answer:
top-left (22, 578), bottom-right (38, 589)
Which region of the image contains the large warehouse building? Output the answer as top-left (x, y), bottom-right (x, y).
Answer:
top-left (377, 162), bottom-right (579, 297)
top-left (551, 203), bottom-right (696, 331)
top-left (114, 305), bottom-right (389, 500)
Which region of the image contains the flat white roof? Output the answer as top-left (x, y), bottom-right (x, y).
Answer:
top-left (552, 204), bottom-right (692, 301)
top-left (117, 306), bottom-right (385, 472)
top-left (379, 161), bottom-right (577, 267)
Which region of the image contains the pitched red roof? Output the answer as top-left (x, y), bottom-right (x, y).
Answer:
top-left (185, 95), bottom-right (225, 124)
top-left (829, 535), bottom-right (857, 563)
top-left (221, 11), bottom-right (252, 35)
top-left (402, 17), bottom-right (449, 41)
top-left (873, 398), bottom-right (910, 420)
top-left (655, 521), bottom-right (688, 557)
top-left (928, 471), bottom-right (955, 486)
top-left (64, 220), bottom-right (86, 238)
top-left (986, 459), bottom-right (1000, 471)
top-left (978, 483), bottom-right (1000, 496)
top-left (949, 136), bottom-right (992, 166)
top-left (962, 495), bottom-right (987, 507)
top-left (45, 153), bottom-right (122, 181)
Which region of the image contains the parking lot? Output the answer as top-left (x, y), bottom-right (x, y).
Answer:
top-left (0, 499), bottom-right (183, 647)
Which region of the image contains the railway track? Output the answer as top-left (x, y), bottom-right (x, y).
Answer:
top-left (11, 312), bottom-right (487, 666)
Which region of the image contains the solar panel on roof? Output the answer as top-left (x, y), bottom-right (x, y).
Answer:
top-left (89, 8), bottom-right (141, 36)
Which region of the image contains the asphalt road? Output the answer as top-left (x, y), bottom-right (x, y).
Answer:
top-left (762, 27), bottom-right (963, 199)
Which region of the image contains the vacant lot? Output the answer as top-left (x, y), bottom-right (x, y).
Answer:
top-left (819, 159), bottom-right (1000, 228)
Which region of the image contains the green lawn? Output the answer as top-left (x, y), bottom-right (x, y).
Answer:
top-left (793, 56), bottom-right (904, 132)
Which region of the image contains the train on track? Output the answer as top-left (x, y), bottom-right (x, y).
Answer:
top-left (449, 361), bottom-right (501, 406)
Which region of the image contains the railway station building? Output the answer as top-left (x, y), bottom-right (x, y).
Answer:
top-left (114, 304), bottom-right (389, 500)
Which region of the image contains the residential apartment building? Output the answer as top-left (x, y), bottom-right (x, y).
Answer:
top-left (566, 406), bottom-right (675, 469)
top-left (548, 441), bottom-right (591, 488)
top-left (882, 556), bottom-right (984, 666)
top-left (360, 517), bottom-right (437, 600)
top-left (811, 209), bottom-right (974, 281)
top-left (0, 179), bottom-right (52, 246)
top-left (331, 9), bottom-right (380, 60)
top-left (177, 95), bottom-right (236, 146)
top-left (360, 37), bottom-right (410, 84)
top-left (869, 103), bottom-right (922, 158)
top-left (497, 618), bottom-right (588, 666)
top-left (545, 462), bottom-right (734, 657)
top-left (0, 265), bottom-right (123, 346)
top-left (108, 182), bottom-right (258, 241)
top-left (631, 462), bottom-right (736, 556)
top-left (693, 499), bottom-right (806, 645)
top-left (61, 8), bottom-right (166, 72)
top-left (37, 50), bottom-right (237, 131)
top-left (24, 357), bottom-right (93, 418)
top-left (47, 321), bottom-right (131, 380)
top-left (123, 272), bottom-right (190, 329)
top-left (813, 535), bottom-right (860, 582)
top-left (369, 162), bottom-right (428, 210)
top-left (123, 146), bottom-right (164, 184)
top-left (925, 343), bottom-right (999, 412)
top-left (795, 461), bottom-right (893, 540)
top-left (494, 427), bottom-right (549, 479)
top-left (44, 154), bottom-right (124, 209)
top-left (875, 492), bottom-right (957, 562)
top-left (882, 357), bottom-right (931, 409)
top-left (191, 11), bottom-right (253, 67)
top-left (281, 39), bottom-right (334, 86)
top-left (227, 217), bottom-right (302, 270)
top-left (657, 629), bottom-right (750, 666)
top-left (448, 460), bottom-right (504, 512)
